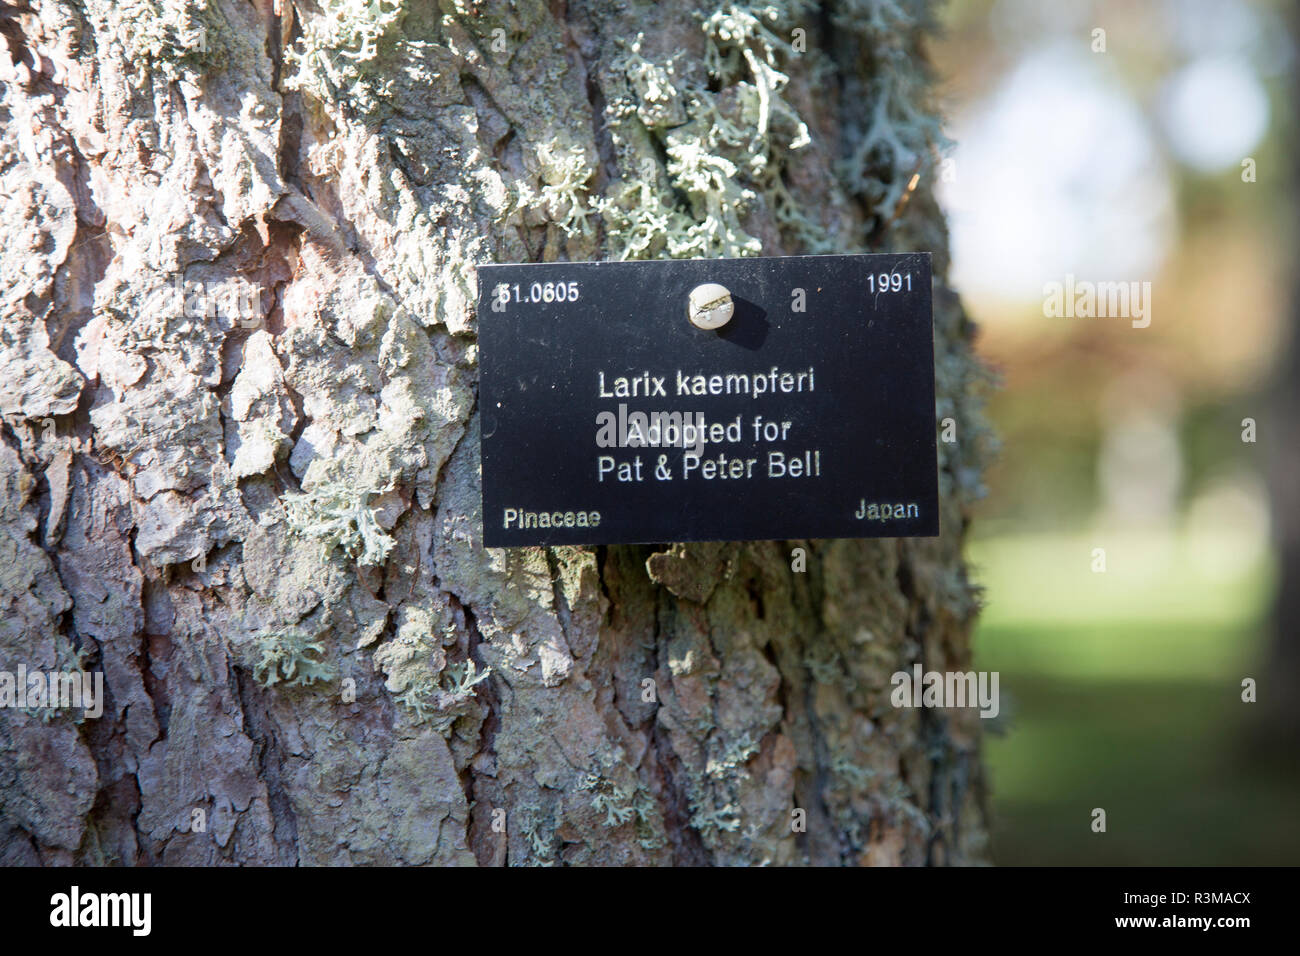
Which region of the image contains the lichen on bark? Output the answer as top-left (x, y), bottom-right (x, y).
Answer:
top-left (0, 0), bottom-right (992, 865)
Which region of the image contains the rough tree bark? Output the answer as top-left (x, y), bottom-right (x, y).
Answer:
top-left (0, 0), bottom-right (991, 865)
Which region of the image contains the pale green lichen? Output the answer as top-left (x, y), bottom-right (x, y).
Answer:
top-left (535, 143), bottom-right (597, 238)
top-left (599, 0), bottom-right (947, 257)
top-left (802, 646), bottom-right (846, 687)
top-left (598, 3), bottom-right (825, 260)
top-left (830, 755), bottom-right (879, 789)
top-left (878, 776), bottom-right (932, 835)
top-left (252, 626), bottom-right (336, 688)
top-left (832, 0), bottom-right (949, 222)
top-left (116, 0), bottom-right (220, 75)
top-left (592, 177), bottom-right (693, 261)
top-left (663, 133), bottom-right (763, 258)
top-left (617, 40), bottom-right (687, 130)
top-left (516, 805), bottom-right (558, 866)
top-left (282, 468), bottom-right (396, 568)
top-left (21, 641), bottom-right (95, 725)
top-left (688, 795), bottom-right (742, 837)
top-left (284, 0), bottom-right (406, 112)
top-left (393, 659), bottom-right (490, 732)
top-left (681, 732), bottom-right (765, 844)
top-left (579, 772), bottom-right (664, 851)
top-left (372, 611), bottom-right (490, 732)
top-left (699, 3), bottom-right (837, 250)
top-left (700, 4), bottom-right (809, 148)
top-left (704, 736), bottom-right (760, 780)
top-left (828, 755), bottom-right (932, 845)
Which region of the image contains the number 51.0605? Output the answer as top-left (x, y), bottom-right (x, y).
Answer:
top-left (492, 281), bottom-right (581, 311)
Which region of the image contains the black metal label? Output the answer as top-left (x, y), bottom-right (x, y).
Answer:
top-left (476, 253), bottom-right (938, 547)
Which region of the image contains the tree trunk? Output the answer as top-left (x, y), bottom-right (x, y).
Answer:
top-left (1, 0), bottom-right (991, 865)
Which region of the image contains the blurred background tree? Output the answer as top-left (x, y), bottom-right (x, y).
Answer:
top-left (934, 0), bottom-right (1300, 864)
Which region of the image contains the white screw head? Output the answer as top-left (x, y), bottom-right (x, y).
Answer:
top-left (688, 283), bottom-right (734, 330)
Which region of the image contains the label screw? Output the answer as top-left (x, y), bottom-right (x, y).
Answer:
top-left (688, 283), bottom-right (734, 330)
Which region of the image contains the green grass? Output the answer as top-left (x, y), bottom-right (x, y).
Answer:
top-left (969, 530), bottom-right (1299, 865)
